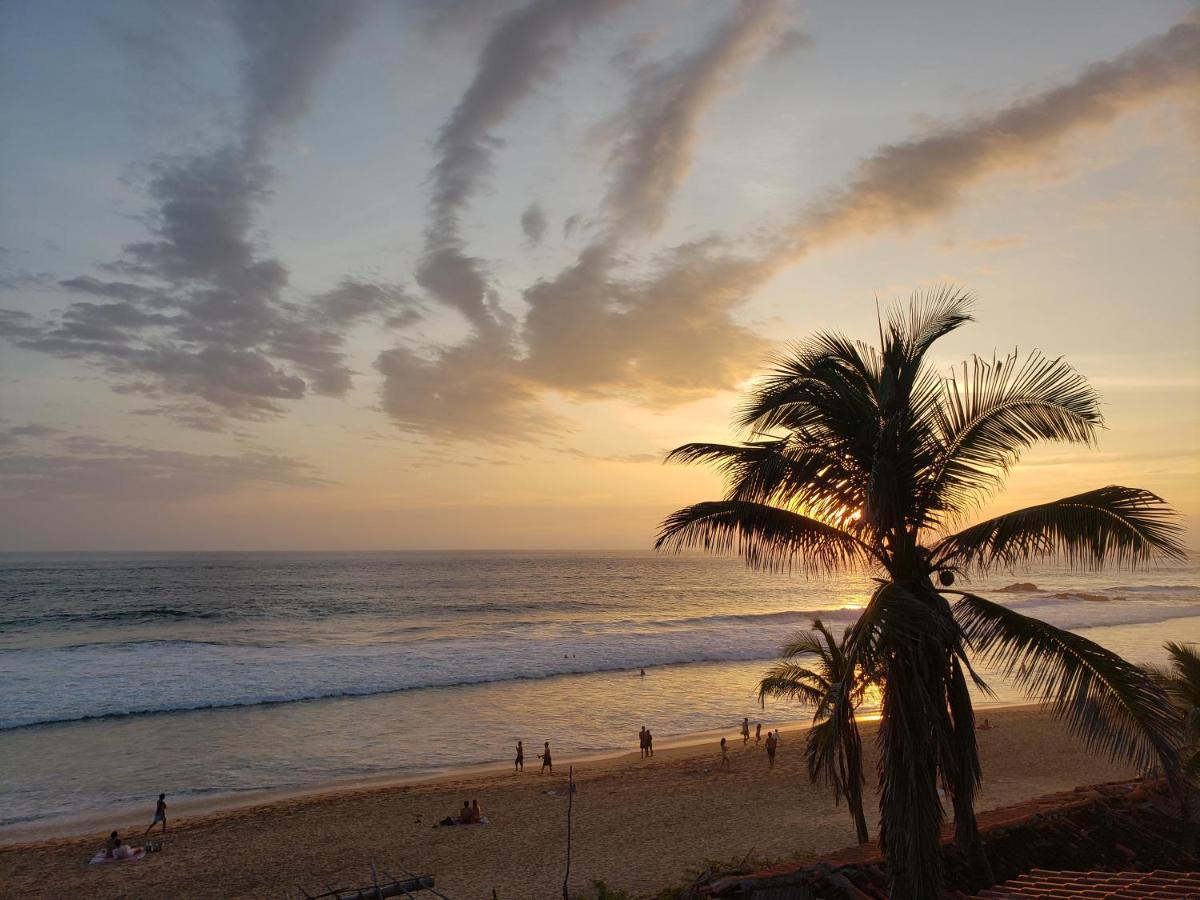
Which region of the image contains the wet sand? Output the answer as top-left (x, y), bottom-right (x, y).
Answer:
top-left (0, 705), bottom-right (1136, 899)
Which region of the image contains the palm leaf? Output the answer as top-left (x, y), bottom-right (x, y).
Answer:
top-left (758, 662), bottom-right (831, 708)
top-left (654, 500), bottom-right (877, 573)
top-left (953, 591), bottom-right (1181, 774)
top-left (923, 351), bottom-right (1102, 517)
top-left (931, 486), bottom-right (1185, 571)
top-left (663, 440), bottom-right (865, 527)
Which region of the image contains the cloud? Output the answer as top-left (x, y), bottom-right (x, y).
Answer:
top-left (378, 332), bottom-right (558, 442)
top-left (416, 0), bottom-right (627, 330)
top-left (0, 2), bottom-right (402, 428)
top-left (0, 433), bottom-right (326, 502)
top-left (794, 21), bottom-right (1200, 249)
top-left (521, 202), bottom-right (548, 246)
top-left (380, 0), bottom-right (783, 437)
top-left (601, 0), bottom-right (789, 234)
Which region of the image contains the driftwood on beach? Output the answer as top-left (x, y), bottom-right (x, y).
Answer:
top-left (292, 864), bottom-right (440, 899)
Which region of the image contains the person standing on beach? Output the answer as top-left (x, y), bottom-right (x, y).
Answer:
top-left (515, 740), bottom-right (524, 772)
top-left (755, 722), bottom-right (762, 743)
top-left (765, 730), bottom-right (777, 769)
top-left (143, 793), bottom-right (166, 835)
top-left (645, 729), bottom-right (653, 757)
top-left (539, 741), bottom-right (553, 774)
top-left (741, 718), bottom-right (750, 744)
top-left (639, 726), bottom-right (647, 758)
top-left (719, 737), bottom-right (730, 771)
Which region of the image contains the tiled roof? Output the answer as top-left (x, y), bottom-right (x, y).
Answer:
top-left (974, 868), bottom-right (1200, 899)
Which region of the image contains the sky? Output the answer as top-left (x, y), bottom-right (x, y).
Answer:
top-left (0, 0), bottom-right (1197, 552)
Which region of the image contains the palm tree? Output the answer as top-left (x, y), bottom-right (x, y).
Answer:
top-left (1148, 642), bottom-right (1200, 782)
top-left (759, 618), bottom-right (872, 843)
top-left (656, 289), bottom-right (1185, 898)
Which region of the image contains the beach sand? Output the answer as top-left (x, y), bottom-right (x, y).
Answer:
top-left (0, 705), bottom-right (1136, 899)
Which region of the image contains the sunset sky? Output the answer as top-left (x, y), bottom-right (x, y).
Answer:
top-left (1, 0), bottom-right (1197, 551)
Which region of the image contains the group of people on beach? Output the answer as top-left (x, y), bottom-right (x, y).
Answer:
top-left (97, 793), bottom-right (167, 861)
top-left (638, 726), bottom-right (654, 757)
top-left (513, 740), bottom-right (554, 774)
top-left (719, 718), bottom-right (781, 771)
top-left (438, 798), bottom-right (484, 826)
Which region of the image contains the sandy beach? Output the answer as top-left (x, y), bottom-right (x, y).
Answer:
top-left (0, 705), bottom-right (1138, 899)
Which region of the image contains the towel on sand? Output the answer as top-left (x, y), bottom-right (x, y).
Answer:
top-left (434, 816), bottom-right (491, 827)
top-left (89, 849), bottom-right (146, 865)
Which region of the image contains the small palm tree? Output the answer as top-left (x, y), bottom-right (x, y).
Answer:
top-left (759, 618), bottom-right (872, 843)
top-left (1148, 642), bottom-right (1200, 781)
top-left (656, 289), bottom-right (1185, 898)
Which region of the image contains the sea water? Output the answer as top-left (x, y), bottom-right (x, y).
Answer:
top-left (0, 551), bottom-right (1195, 835)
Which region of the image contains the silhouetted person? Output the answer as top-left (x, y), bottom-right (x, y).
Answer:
top-left (755, 722), bottom-right (762, 743)
top-left (539, 741), bottom-right (552, 774)
top-left (515, 740), bottom-right (524, 772)
top-left (741, 717), bottom-right (750, 744)
top-left (645, 729), bottom-right (653, 757)
top-left (719, 737), bottom-right (730, 771)
top-left (639, 726), bottom-right (648, 758)
top-left (765, 730), bottom-right (777, 769)
top-left (144, 793), bottom-right (166, 835)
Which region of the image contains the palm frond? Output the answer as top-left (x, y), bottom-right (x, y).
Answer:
top-left (923, 351), bottom-right (1102, 517)
top-left (931, 486), bottom-right (1185, 571)
top-left (758, 662), bottom-right (831, 708)
top-left (953, 591), bottom-right (1181, 774)
top-left (885, 285), bottom-right (975, 366)
top-left (663, 440), bottom-right (865, 527)
top-left (654, 500), bottom-right (876, 573)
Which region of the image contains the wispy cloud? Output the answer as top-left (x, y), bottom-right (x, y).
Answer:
top-left (0, 432), bottom-right (326, 501)
top-left (0, 1), bottom-right (418, 428)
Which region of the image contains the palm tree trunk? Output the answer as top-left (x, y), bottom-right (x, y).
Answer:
top-left (842, 726), bottom-right (870, 844)
top-left (879, 649), bottom-right (946, 900)
top-left (945, 656), bottom-right (994, 888)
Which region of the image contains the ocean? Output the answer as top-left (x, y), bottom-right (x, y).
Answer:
top-left (0, 551), bottom-right (1195, 838)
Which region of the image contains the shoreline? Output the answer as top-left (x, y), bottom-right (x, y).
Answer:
top-left (0, 703), bottom-right (1137, 899)
top-left (0, 701), bottom-right (1035, 847)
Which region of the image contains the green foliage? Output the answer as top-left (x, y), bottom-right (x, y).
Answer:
top-left (657, 287), bottom-right (1184, 899)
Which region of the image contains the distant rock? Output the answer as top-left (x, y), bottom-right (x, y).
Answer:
top-left (998, 582), bottom-right (1039, 593)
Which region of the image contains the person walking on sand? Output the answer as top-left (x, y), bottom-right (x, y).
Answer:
top-left (143, 793), bottom-right (166, 835)
top-left (514, 740), bottom-right (524, 772)
top-left (719, 737), bottom-right (731, 772)
top-left (539, 741), bottom-right (553, 774)
top-left (765, 729), bottom-right (777, 769)
top-left (741, 718), bottom-right (750, 744)
top-left (755, 722), bottom-right (762, 743)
